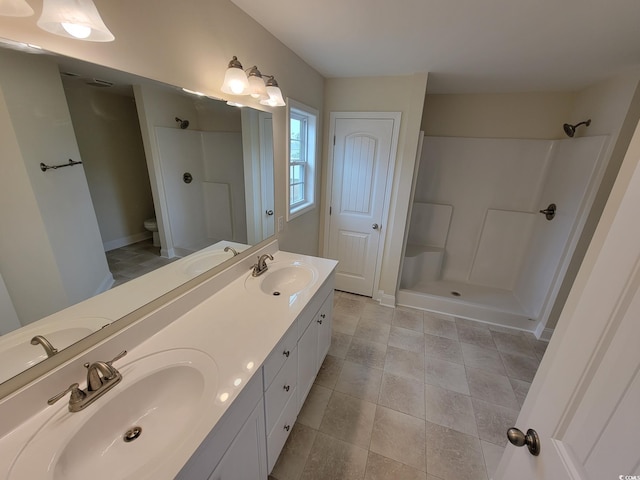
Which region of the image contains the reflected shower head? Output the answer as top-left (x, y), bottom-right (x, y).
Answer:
top-left (175, 117), bottom-right (189, 129)
top-left (563, 119), bottom-right (591, 138)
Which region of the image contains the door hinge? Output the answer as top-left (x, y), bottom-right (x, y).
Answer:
top-left (329, 206), bottom-right (332, 215)
top-left (333, 135), bottom-right (336, 146)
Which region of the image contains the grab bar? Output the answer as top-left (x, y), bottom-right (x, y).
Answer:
top-left (40, 159), bottom-right (83, 172)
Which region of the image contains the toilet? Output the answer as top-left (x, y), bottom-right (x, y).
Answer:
top-left (143, 218), bottom-right (160, 247)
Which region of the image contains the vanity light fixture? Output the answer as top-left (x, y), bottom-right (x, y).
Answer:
top-left (0, 0), bottom-right (34, 17)
top-left (259, 75), bottom-right (286, 107)
top-left (37, 0), bottom-right (115, 42)
top-left (221, 56), bottom-right (286, 106)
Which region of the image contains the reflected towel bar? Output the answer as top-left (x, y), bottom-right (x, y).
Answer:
top-left (40, 159), bottom-right (83, 172)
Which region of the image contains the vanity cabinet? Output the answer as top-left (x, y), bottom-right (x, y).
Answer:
top-left (208, 399), bottom-right (268, 480)
top-left (297, 291), bottom-right (333, 410)
top-left (176, 373), bottom-right (266, 480)
top-left (178, 278), bottom-right (334, 480)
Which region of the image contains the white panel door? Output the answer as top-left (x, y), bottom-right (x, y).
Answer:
top-left (327, 116), bottom-right (398, 296)
top-left (496, 126), bottom-right (640, 479)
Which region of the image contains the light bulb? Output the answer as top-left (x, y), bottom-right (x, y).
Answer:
top-left (229, 79), bottom-right (246, 95)
top-left (61, 22), bottom-right (91, 38)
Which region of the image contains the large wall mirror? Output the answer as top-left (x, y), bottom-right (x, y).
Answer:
top-left (0, 39), bottom-right (275, 386)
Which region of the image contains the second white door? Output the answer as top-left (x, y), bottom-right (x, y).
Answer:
top-left (326, 114), bottom-right (400, 296)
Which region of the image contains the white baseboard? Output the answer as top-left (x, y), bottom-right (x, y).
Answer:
top-left (104, 231), bottom-right (152, 252)
top-left (377, 291), bottom-right (396, 308)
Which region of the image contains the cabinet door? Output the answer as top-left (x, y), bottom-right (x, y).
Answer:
top-left (297, 320), bottom-right (318, 411)
top-left (315, 293), bottom-right (333, 370)
top-left (208, 400), bottom-right (267, 480)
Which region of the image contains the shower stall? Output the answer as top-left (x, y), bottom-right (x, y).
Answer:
top-left (397, 134), bottom-right (609, 336)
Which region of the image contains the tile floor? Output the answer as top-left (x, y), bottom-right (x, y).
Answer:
top-left (105, 239), bottom-right (178, 287)
top-left (270, 291), bottom-right (548, 480)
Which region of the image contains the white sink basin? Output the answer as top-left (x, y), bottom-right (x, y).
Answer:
top-left (9, 348), bottom-right (218, 480)
top-left (0, 317), bottom-right (111, 383)
top-left (245, 261), bottom-right (318, 297)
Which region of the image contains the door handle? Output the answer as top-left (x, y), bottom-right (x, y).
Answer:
top-left (372, 223), bottom-right (380, 230)
top-left (507, 427), bottom-right (540, 456)
top-left (266, 210), bottom-right (274, 216)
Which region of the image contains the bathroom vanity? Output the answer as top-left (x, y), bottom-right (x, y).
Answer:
top-left (0, 241), bottom-right (337, 479)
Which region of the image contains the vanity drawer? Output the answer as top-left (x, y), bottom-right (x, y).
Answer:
top-left (264, 346), bottom-right (297, 433)
top-left (267, 385), bottom-right (298, 472)
top-left (263, 322), bottom-right (298, 389)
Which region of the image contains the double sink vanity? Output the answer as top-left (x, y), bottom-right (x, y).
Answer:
top-left (0, 240), bottom-right (337, 479)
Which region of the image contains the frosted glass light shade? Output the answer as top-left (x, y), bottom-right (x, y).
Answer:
top-left (259, 85), bottom-right (286, 107)
top-left (221, 67), bottom-right (249, 95)
top-left (248, 74), bottom-right (267, 99)
top-left (37, 0), bottom-right (115, 42)
top-left (0, 0), bottom-right (34, 17)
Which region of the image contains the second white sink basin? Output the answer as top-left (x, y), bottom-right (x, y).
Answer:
top-left (0, 317), bottom-right (111, 384)
top-left (245, 261), bottom-right (318, 297)
top-left (183, 249), bottom-right (235, 277)
top-left (9, 348), bottom-right (218, 480)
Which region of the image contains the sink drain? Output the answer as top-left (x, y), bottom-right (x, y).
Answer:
top-left (451, 291), bottom-right (461, 297)
top-left (273, 291), bottom-right (281, 296)
top-left (123, 426), bottom-right (142, 443)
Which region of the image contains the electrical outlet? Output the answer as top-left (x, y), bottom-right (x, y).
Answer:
top-left (278, 216), bottom-right (284, 232)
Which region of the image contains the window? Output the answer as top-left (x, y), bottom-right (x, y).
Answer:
top-left (287, 99), bottom-right (318, 220)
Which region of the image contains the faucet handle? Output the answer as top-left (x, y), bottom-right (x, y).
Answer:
top-left (107, 350), bottom-right (127, 367)
top-left (47, 383), bottom-right (86, 406)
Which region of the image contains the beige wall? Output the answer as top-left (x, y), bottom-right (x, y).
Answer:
top-left (0, 0), bottom-right (325, 257)
top-left (322, 74), bottom-right (429, 301)
top-left (64, 83), bottom-right (155, 250)
top-left (422, 92), bottom-right (576, 139)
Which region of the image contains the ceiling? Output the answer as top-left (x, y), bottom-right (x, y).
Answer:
top-left (229, 0), bottom-right (640, 94)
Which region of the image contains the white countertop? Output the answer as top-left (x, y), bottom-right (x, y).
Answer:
top-left (0, 247), bottom-right (337, 479)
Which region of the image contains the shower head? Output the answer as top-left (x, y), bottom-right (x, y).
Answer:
top-left (563, 119), bottom-right (591, 138)
top-left (175, 117), bottom-right (190, 129)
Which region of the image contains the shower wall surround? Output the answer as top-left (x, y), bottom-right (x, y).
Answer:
top-left (402, 135), bottom-right (608, 332)
top-left (414, 137), bottom-right (555, 283)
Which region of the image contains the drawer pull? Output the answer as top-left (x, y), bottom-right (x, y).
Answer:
top-left (284, 424), bottom-right (291, 432)
top-left (283, 385), bottom-right (290, 392)
top-left (283, 350), bottom-right (290, 358)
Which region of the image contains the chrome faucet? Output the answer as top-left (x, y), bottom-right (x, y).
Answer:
top-left (251, 253), bottom-right (274, 277)
top-left (224, 246), bottom-right (239, 256)
top-left (48, 350), bottom-right (127, 412)
top-left (31, 335), bottom-right (58, 358)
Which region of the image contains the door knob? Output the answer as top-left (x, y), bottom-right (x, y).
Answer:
top-left (266, 210), bottom-right (274, 216)
top-left (372, 223), bottom-right (380, 230)
top-left (539, 203), bottom-right (556, 221)
top-left (507, 427), bottom-right (540, 456)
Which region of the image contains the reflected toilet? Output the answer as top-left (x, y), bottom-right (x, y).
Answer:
top-left (144, 218), bottom-right (160, 247)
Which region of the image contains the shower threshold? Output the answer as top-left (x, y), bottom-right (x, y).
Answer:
top-left (397, 280), bottom-right (536, 332)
